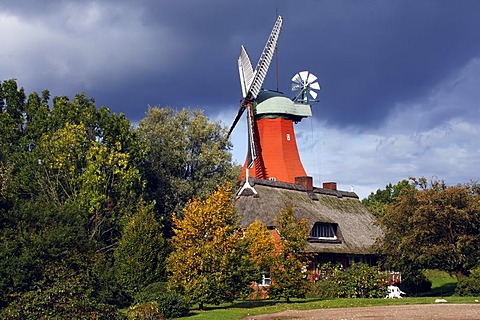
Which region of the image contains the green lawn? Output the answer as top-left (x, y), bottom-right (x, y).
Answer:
top-left (185, 270), bottom-right (469, 320)
top-left (187, 296), bottom-right (480, 320)
top-left (424, 269), bottom-right (457, 296)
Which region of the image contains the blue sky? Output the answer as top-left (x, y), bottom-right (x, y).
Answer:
top-left (1, 0), bottom-right (480, 198)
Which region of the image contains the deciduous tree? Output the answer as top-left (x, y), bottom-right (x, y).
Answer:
top-left (244, 219), bottom-right (276, 282)
top-left (167, 183), bottom-right (249, 309)
top-left (362, 179), bottom-right (412, 218)
top-left (269, 205), bottom-right (310, 302)
top-left (138, 107), bottom-right (240, 234)
top-left (377, 177), bottom-right (480, 281)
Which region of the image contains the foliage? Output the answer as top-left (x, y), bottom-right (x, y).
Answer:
top-left (376, 177), bottom-right (480, 281)
top-left (244, 219), bottom-right (276, 282)
top-left (156, 292), bottom-right (190, 319)
top-left (0, 79), bottom-right (150, 313)
top-left (114, 201), bottom-right (167, 296)
top-left (138, 107), bottom-right (240, 234)
top-left (362, 179), bottom-right (412, 218)
top-left (167, 183), bottom-right (251, 309)
top-left (398, 270), bottom-right (432, 296)
top-left (307, 263), bottom-right (388, 299)
top-left (268, 205), bottom-right (310, 302)
top-left (456, 266), bottom-right (480, 296)
top-left (134, 282), bottom-right (168, 304)
top-left (127, 302), bottom-right (163, 320)
top-left (0, 262), bottom-right (122, 320)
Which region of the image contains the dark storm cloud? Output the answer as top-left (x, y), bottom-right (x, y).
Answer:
top-left (3, 0), bottom-right (479, 128)
top-left (2, 0), bottom-right (480, 198)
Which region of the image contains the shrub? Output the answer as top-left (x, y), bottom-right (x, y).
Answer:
top-left (156, 292), bottom-right (190, 319)
top-left (134, 281), bottom-right (168, 304)
top-left (456, 267), bottom-right (480, 296)
top-left (127, 302), bottom-right (163, 320)
top-left (398, 271), bottom-right (432, 296)
top-left (307, 262), bottom-right (388, 299)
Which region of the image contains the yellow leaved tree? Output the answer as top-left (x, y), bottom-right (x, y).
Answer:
top-left (167, 183), bottom-right (251, 310)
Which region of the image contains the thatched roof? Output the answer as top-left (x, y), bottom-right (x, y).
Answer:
top-left (235, 178), bottom-right (383, 255)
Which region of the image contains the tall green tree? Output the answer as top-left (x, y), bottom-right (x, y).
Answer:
top-left (0, 79), bottom-right (149, 313)
top-left (167, 183), bottom-right (250, 310)
top-left (114, 200), bottom-right (166, 295)
top-left (377, 177), bottom-right (480, 281)
top-left (138, 107), bottom-right (240, 233)
top-left (362, 179), bottom-right (412, 218)
top-left (269, 205), bottom-right (310, 302)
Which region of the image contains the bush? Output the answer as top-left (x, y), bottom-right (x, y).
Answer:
top-left (127, 302), bottom-right (163, 320)
top-left (307, 262), bottom-right (388, 299)
top-left (456, 267), bottom-right (480, 296)
top-left (134, 281), bottom-right (168, 304)
top-left (156, 292), bottom-right (190, 319)
top-left (398, 271), bottom-right (432, 296)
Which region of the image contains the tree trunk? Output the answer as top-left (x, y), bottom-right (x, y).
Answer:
top-left (199, 302), bottom-right (204, 310)
top-left (455, 270), bottom-right (468, 282)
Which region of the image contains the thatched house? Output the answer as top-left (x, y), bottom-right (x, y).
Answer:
top-left (235, 177), bottom-right (383, 276)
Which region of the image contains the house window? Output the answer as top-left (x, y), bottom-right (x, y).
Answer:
top-left (257, 274), bottom-right (271, 287)
top-left (310, 222), bottom-right (337, 240)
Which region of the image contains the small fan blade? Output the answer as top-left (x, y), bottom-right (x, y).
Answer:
top-left (310, 81), bottom-right (320, 90)
top-left (292, 82), bottom-right (303, 91)
top-left (307, 73), bottom-right (317, 84)
top-left (292, 73), bottom-right (303, 84)
top-left (299, 71), bottom-right (309, 82)
top-left (309, 90), bottom-right (318, 100)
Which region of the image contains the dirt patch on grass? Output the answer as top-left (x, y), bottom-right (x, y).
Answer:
top-left (244, 304), bottom-right (480, 320)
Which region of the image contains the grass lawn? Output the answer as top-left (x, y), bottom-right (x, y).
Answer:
top-left (186, 270), bottom-right (471, 320)
top-left (187, 296), bottom-right (480, 320)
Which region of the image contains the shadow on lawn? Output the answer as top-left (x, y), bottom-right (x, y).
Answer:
top-left (194, 298), bottom-right (319, 311)
top-left (426, 282), bottom-right (457, 297)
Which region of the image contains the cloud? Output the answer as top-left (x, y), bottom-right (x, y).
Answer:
top-left (294, 57), bottom-right (480, 198)
top-left (0, 2), bottom-right (185, 102)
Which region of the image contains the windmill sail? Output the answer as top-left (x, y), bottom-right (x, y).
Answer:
top-left (248, 15), bottom-right (283, 99)
top-left (246, 106), bottom-right (257, 168)
top-left (227, 15), bottom-right (283, 139)
top-left (238, 46), bottom-right (254, 99)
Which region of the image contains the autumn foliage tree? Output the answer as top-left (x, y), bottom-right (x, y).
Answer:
top-left (269, 205), bottom-right (310, 302)
top-left (377, 178), bottom-right (480, 281)
top-left (244, 219), bottom-right (276, 281)
top-left (167, 183), bottom-right (250, 309)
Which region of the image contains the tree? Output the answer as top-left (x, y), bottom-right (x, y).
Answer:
top-left (0, 79), bottom-right (150, 312)
top-left (268, 205), bottom-right (310, 302)
top-left (138, 107), bottom-right (240, 234)
top-left (114, 200), bottom-right (167, 295)
top-left (377, 177), bottom-right (480, 281)
top-left (167, 183), bottom-right (250, 309)
top-left (362, 179), bottom-right (412, 218)
top-left (244, 219), bottom-right (276, 280)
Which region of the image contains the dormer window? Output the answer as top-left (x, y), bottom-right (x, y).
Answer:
top-left (309, 222), bottom-right (340, 243)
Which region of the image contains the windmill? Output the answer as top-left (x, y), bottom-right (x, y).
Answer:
top-left (228, 16), bottom-right (318, 193)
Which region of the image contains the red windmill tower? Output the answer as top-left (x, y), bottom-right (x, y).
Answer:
top-left (228, 16), bottom-right (320, 193)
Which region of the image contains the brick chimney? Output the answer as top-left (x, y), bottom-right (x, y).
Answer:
top-left (323, 182), bottom-right (337, 190)
top-left (295, 176), bottom-right (313, 191)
